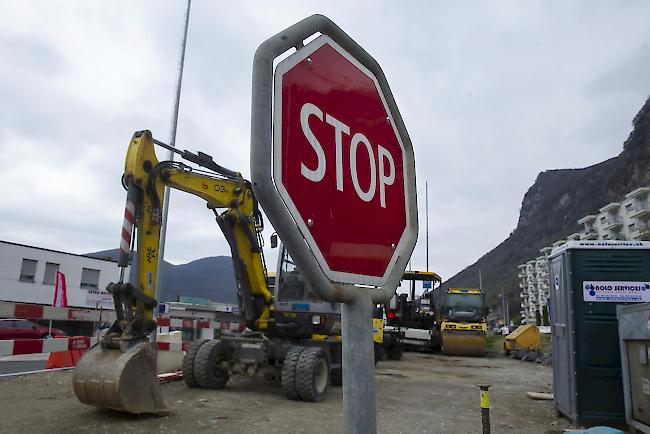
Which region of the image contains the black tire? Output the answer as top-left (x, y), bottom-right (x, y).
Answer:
top-left (295, 347), bottom-right (330, 402)
top-left (388, 348), bottom-right (403, 360)
top-left (194, 340), bottom-right (230, 390)
top-left (374, 344), bottom-right (381, 365)
top-left (182, 339), bottom-right (208, 388)
top-left (281, 346), bottom-right (306, 400)
top-left (330, 367), bottom-right (342, 387)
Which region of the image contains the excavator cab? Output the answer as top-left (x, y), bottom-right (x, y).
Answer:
top-left (274, 245), bottom-right (341, 315)
top-left (273, 245), bottom-right (341, 337)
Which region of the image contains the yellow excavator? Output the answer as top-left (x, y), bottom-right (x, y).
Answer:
top-left (73, 130), bottom-right (344, 414)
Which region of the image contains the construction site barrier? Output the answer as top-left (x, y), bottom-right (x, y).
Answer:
top-left (0, 300), bottom-right (116, 323)
top-left (0, 336), bottom-right (96, 357)
top-left (0, 301), bottom-right (245, 358)
top-left (0, 301), bottom-right (243, 332)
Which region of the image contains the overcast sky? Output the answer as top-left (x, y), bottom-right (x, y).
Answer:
top-left (1, 1), bottom-right (649, 286)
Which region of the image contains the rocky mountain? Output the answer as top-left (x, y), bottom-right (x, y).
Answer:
top-left (439, 96), bottom-right (650, 315)
top-left (86, 249), bottom-right (238, 304)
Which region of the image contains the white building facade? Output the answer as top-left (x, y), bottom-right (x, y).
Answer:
top-left (518, 186), bottom-right (650, 324)
top-left (577, 187), bottom-right (650, 242)
top-left (0, 240), bottom-right (124, 309)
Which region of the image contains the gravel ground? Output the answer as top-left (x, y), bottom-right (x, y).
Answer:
top-left (0, 352), bottom-right (574, 434)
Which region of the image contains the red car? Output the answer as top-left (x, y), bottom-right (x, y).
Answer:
top-left (0, 319), bottom-right (67, 339)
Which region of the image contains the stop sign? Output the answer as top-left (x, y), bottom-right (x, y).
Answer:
top-left (273, 35), bottom-right (414, 286)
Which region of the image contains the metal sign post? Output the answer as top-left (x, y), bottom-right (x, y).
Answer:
top-left (342, 290), bottom-right (376, 432)
top-left (251, 15), bottom-right (418, 433)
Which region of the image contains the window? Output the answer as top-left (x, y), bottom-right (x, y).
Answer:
top-left (626, 203), bottom-right (633, 210)
top-left (43, 262), bottom-right (60, 285)
top-left (600, 216), bottom-right (607, 223)
top-left (80, 268), bottom-right (100, 289)
top-left (19, 259), bottom-right (37, 283)
top-left (14, 319), bottom-right (36, 329)
top-left (0, 320), bottom-right (14, 329)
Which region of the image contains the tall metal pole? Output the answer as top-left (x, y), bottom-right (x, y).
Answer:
top-left (155, 0), bottom-right (192, 302)
top-left (426, 181), bottom-right (429, 272)
top-left (501, 287), bottom-right (506, 325)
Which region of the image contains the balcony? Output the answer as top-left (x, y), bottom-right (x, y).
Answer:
top-left (578, 215), bottom-right (597, 226)
top-left (599, 202), bottom-right (621, 214)
top-left (567, 232), bottom-right (582, 241)
top-left (601, 217), bottom-right (623, 231)
top-left (628, 207), bottom-right (650, 219)
top-left (631, 228), bottom-right (650, 241)
top-left (625, 187), bottom-right (650, 200)
top-left (580, 230), bottom-right (598, 240)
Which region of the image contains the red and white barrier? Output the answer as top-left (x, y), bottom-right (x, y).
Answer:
top-left (0, 301), bottom-right (246, 357)
top-left (0, 301), bottom-right (115, 323)
top-left (0, 337), bottom-right (197, 357)
top-left (156, 342), bottom-right (191, 352)
top-left (0, 337), bottom-right (96, 357)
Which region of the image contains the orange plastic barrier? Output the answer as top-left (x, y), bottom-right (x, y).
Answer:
top-left (46, 348), bottom-right (87, 369)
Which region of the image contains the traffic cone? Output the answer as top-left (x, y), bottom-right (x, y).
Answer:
top-left (46, 350), bottom-right (75, 369)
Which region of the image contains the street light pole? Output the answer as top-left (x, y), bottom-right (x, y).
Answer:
top-left (425, 180), bottom-right (429, 272)
top-left (155, 0), bottom-right (192, 302)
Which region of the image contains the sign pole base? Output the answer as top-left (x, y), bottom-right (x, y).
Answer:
top-left (342, 290), bottom-right (376, 434)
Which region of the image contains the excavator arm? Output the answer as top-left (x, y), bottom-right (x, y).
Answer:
top-left (74, 130), bottom-right (274, 413)
top-left (115, 130), bottom-right (273, 335)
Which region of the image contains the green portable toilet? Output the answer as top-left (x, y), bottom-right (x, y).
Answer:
top-left (549, 240), bottom-right (650, 427)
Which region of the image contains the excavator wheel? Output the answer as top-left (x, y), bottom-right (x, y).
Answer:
top-left (281, 346), bottom-right (306, 400)
top-left (295, 347), bottom-right (330, 402)
top-left (193, 340), bottom-right (230, 390)
top-left (182, 339), bottom-right (208, 388)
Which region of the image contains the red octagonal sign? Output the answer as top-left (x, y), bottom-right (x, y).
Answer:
top-left (273, 36), bottom-right (414, 286)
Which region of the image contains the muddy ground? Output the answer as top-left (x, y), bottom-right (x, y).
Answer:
top-left (0, 352), bottom-right (574, 434)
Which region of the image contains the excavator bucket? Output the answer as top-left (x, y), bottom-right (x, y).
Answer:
top-left (73, 341), bottom-right (168, 414)
top-left (441, 330), bottom-right (486, 357)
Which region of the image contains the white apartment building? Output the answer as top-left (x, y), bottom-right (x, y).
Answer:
top-left (518, 250), bottom-right (551, 325)
top-left (577, 187), bottom-right (650, 241)
top-left (0, 240), bottom-right (124, 309)
top-left (518, 186), bottom-right (650, 324)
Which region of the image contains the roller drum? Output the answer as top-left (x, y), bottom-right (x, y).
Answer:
top-left (441, 330), bottom-right (486, 357)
